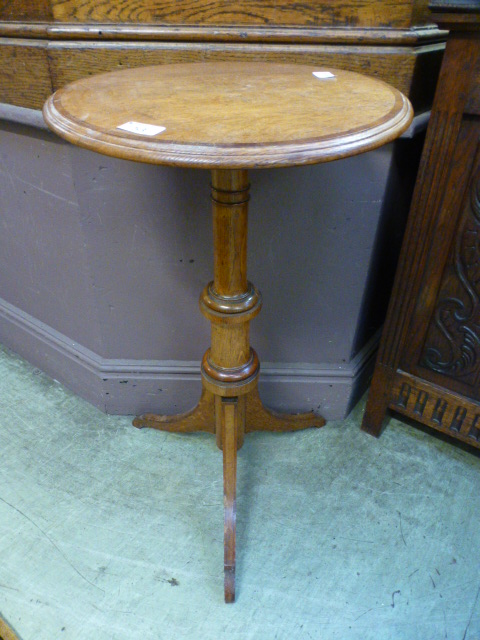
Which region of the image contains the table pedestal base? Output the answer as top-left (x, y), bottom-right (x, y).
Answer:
top-left (134, 387), bottom-right (324, 602)
top-left (133, 168), bottom-right (325, 602)
top-left (133, 386), bottom-right (322, 440)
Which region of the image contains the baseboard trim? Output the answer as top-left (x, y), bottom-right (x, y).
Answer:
top-left (0, 297), bottom-right (378, 419)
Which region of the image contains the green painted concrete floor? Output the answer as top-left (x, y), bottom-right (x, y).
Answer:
top-left (1, 344), bottom-right (480, 640)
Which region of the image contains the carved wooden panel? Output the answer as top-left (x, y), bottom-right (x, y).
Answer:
top-left (361, 3), bottom-right (480, 449)
top-left (421, 166), bottom-right (480, 394)
top-left (391, 372), bottom-right (480, 446)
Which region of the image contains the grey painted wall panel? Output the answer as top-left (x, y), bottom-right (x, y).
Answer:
top-left (249, 155), bottom-right (395, 364)
top-left (70, 153), bottom-right (212, 361)
top-left (67, 145), bottom-right (397, 363)
top-left (0, 123), bottom-right (103, 353)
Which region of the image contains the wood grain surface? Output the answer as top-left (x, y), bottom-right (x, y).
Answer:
top-left (0, 40), bottom-right (52, 108)
top-left (0, 0), bottom-right (52, 21)
top-left (0, 0), bottom-right (444, 112)
top-left (43, 61), bottom-right (412, 168)
top-left (0, 37), bottom-right (443, 111)
top-left (46, 40), bottom-right (440, 97)
top-left (49, 0), bottom-right (430, 29)
top-left (0, 614), bottom-right (20, 640)
top-left (41, 23), bottom-right (442, 45)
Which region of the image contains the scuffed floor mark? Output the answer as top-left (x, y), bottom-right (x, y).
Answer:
top-left (462, 583), bottom-right (480, 640)
top-left (391, 590), bottom-right (401, 608)
top-left (0, 496), bottom-right (104, 594)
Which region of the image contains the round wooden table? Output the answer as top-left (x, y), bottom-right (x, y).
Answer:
top-left (43, 61), bottom-right (413, 602)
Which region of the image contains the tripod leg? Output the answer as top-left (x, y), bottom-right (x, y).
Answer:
top-left (221, 397), bottom-right (240, 603)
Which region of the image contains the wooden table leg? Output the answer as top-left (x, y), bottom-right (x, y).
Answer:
top-left (133, 168), bottom-right (325, 602)
top-left (132, 387), bottom-right (215, 432)
top-left (221, 397), bottom-right (240, 603)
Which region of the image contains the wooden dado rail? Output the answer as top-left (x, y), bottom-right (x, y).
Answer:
top-left (0, 0), bottom-right (446, 112)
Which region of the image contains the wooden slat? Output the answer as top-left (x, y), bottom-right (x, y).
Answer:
top-left (0, 39), bottom-right (52, 109)
top-left (47, 40), bottom-right (422, 98)
top-left (0, 37), bottom-right (444, 111)
top-left (0, 0), bottom-right (52, 21)
top-left (42, 24), bottom-right (446, 46)
top-left (49, 0), bottom-right (429, 29)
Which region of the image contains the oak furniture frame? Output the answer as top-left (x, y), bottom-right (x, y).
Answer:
top-left (361, 1), bottom-right (480, 450)
top-left (43, 61), bottom-right (412, 601)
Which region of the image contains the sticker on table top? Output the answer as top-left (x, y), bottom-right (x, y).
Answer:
top-left (117, 121), bottom-right (166, 136)
top-left (313, 71), bottom-right (336, 80)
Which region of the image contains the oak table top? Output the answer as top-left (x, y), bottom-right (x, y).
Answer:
top-left (43, 61), bottom-right (413, 603)
top-left (43, 61), bottom-right (412, 168)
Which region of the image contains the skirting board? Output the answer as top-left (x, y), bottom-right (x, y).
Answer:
top-left (0, 297), bottom-right (378, 420)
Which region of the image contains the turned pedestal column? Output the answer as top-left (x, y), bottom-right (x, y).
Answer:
top-left (134, 168), bottom-right (320, 601)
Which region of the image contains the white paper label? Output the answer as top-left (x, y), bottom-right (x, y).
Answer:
top-left (117, 121), bottom-right (166, 136)
top-left (313, 71), bottom-right (336, 80)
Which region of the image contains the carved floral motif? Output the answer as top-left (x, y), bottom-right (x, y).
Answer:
top-left (422, 175), bottom-right (480, 386)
